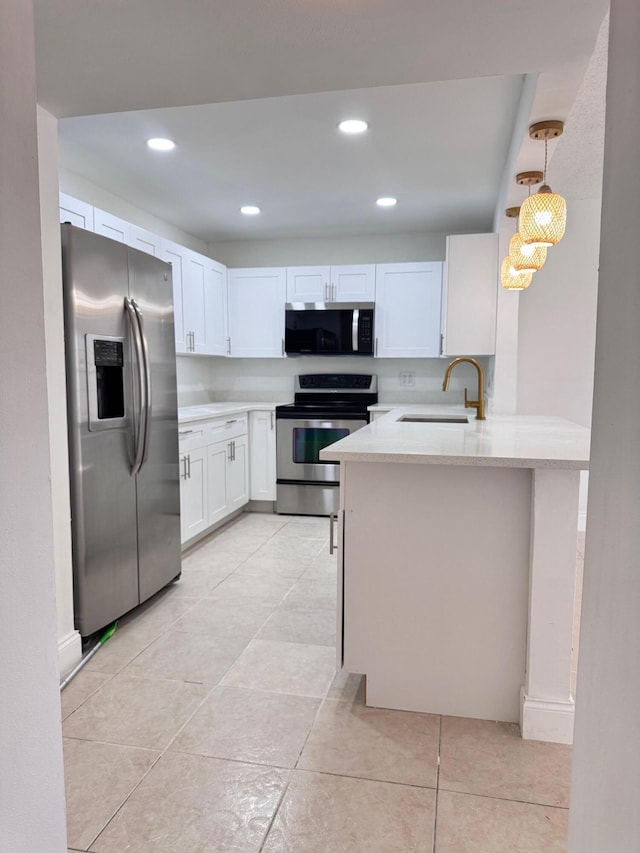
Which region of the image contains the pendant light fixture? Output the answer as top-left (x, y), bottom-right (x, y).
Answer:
top-left (519, 121), bottom-right (567, 248)
top-left (509, 172), bottom-right (547, 273)
top-left (501, 206), bottom-right (534, 290)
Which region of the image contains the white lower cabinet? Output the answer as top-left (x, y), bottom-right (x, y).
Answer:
top-left (180, 415), bottom-right (250, 545)
top-left (249, 410), bottom-right (277, 501)
top-left (179, 447), bottom-right (208, 542)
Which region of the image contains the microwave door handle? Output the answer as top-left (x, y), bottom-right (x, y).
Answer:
top-left (352, 308), bottom-right (360, 353)
top-left (131, 299), bottom-right (152, 471)
top-left (124, 297), bottom-right (145, 476)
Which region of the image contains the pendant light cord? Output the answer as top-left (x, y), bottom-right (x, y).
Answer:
top-left (543, 135), bottom-right (548, 183)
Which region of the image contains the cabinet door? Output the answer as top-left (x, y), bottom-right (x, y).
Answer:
top-left (183, 251), bottom-right (216, 355)
top-left (59, 193), bottom-right (94, 230)
top-left (442, 234), bottom-right (498, 356)
top-left (249, 410), bottom-right (276, 501)
top-left (161, 240), bottom-right (188, 354)
top-left (93, 208), bottom-right (130, 244)
top-left (207, 257), bottom-right (229, 356)
top-left (286, 266), bottom-right (330, 302)
top-left (332, 264), bottom-right (376, 302)
top-left (179, 448), bottom-right (208, 543)
top-left (228, 268), bottom-right (287, 357)
top-left (207, 440), bottom-right (229, 526)
top-left (375, 262), bottom-right (443, 358)
top-left (227, 434), bottom-right (249, 512)
top-left (129, 224), bottom-right (162, 257)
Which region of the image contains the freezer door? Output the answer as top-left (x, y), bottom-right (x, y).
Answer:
top-left (61, 225), bottom-right (139, 636)
top-left (127, 247), bottom-right (182, 602)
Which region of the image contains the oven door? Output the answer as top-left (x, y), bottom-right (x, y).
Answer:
top-left (276, 416), bottom-right (367, 483)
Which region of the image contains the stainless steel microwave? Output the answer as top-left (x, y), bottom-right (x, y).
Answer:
top-left (284, 302), bottom-right (375, 356)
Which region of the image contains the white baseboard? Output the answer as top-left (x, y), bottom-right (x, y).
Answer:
top-left (58, 629), bottom-right (82, 676)
top-left (520, 688), bottom-right (575, 744)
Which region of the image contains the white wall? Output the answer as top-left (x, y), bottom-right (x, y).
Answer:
top-left (517, 197), bottom-right (601, 428)
top-left (568, 0), bottom-right (640, 848)
top-left (38, 107), bottom-right (82, 672)
top-left (208, 231), bottom-right (449, 267)
top-left (0, 2), bottom-right (68, 850)
top-left (59, 168), bottom-right (208, 255)
top-left (177, 354), bottom-right (486, 408)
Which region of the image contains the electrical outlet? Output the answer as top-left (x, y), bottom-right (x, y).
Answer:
top-left (399, 371), bottom-right (415, 387)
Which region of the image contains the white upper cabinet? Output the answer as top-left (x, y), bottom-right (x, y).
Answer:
top-left (129, 224), bottom-right (162, 256)
top-left (59, 193), bottom-right (94, 231)
top-left (375, 262), bottom-right (443, 358)
top-left (330, 264), bottom-right (376, 301)
top-left (93, 208), bottom-right (130, 244)
top-left (286, 264), bottom-right (375, 302)
top-left (286, 266), bottom-right (331, 302)
top-left (183, 251), bottom-right (217, 355)
top-left (206, 257), bottom-right (229, 357)
top-left (161, 239), bottom-right (188, 353)
top-left (442, 233), bottom-right (498, 356)
top-left (228, 268), bottom-right (287, 358)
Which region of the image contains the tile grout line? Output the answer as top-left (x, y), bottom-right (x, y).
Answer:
top-left (432, 715), bottom-right (443, 853)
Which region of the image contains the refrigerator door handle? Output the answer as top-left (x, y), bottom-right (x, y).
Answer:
top-left (124, 297), bottom-right (146, 476)
top-left (131, 299), bottom-right (152, 471)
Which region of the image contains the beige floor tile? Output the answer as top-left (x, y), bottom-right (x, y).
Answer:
top-left (63, 672), bottom-right (209, 749)
top-left (64, 737), bottom-right (159, 851)
top-left (116, 592), bottom-right (199, 640)
top-left (262, 770), bottom-right (436, 852)
top-left (169, 565), bottom-right (234, 597)
top-left (281, 578), bottom-right (337, 611)
top-left (201, 532), bottom-right (269, 557)
top-left (224, 513), bottom-right (286, 535)
top-left (172, 686), bottom-right (320, 767)
top-left (180, 548), bottom-right (244, 574)
top-left (326, 671), bottom-right (366, 703)
top-left (233, 553), bottom-right (308, 579)
top-left (303, 553), bottom-right (338, 581)
top-left (222, 639), bottom-right (336, 697)
top-left (208, 573), bottom-right (296, 606)
top-left (277, 520), bottom-right (330, 539)
top-left (61, 670), bottom-right (113, 720)
top-left (173, 597), bottom-right (275, 641)
top-left (89, 752), bottom-right (289, 853)
top-left (439, 717), bottom-right (572, 807)
top-left (125, 629), bottom-right (247, 684)
top-left (435, 790), bottom-right (569, 852)
top-left (258, 606), bottom-right (336, 646)
top-left (254, 537), bottom-right (326, 563)
top-left (82, 625), bottom-right (159, 675)
top-left (298, 699), bottom-right (439, 787)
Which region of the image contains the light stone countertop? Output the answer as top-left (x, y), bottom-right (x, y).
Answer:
top-left (178, 402), bottom-right (284, 423)
top-left (321, 404), bottom-right (590, 469)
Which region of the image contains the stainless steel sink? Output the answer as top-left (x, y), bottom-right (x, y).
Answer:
top-left (397, 415), bottom-right (469, 423)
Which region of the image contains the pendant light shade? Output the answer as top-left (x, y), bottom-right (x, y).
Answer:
top-left (519, 185), bottom-right (567, 247)
top-left (509, 231), bottom-right (547, 272)
top-left (500, 256), bottom-right (533, 291)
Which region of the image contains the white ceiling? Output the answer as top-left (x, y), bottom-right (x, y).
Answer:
top-left (37, 0), bottom-right (609, 244)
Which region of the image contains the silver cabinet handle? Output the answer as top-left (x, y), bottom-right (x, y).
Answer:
top-left (281, 337), bottom-right (285, 357)
top-left (187, 331), bottom-right (191, 351)
top-left (270, 411), bottom-right (274, 430)
top-left (324, 283), bottom-right (328, 301)
top-left (226, 419), bottom-right (238, 425)
top-left (440, 333), bottom-right (444, 355)
top-left (228, 441), bottom-right (233, 461)
top-left (179, 429), bottom-right (194, 436)
top-left (332, 283), bottom-right (336, 302)
top-left (182, 455), bottom-right (189, 480)
top-left (187, 454), bottom-right (191, 479)
top-left (226, 336), bottom-right (231, 355)
top-left (375, 336), bottom-right (379, 357)
top-left (329, 513), bottom-right (338, 555)
top-left (232, 440), bottom-right (236, 461)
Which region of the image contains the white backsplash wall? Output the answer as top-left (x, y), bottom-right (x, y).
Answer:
top-left (177, 354), bottom-right (491, 407)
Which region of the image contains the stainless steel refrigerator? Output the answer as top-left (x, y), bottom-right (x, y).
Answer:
top-left (61, 224), bottom-right (181, 637)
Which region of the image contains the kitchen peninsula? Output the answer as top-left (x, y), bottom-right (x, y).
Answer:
top-left (322, 406), bottom-right (590, 744)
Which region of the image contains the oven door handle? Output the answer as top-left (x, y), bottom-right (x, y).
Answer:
top-left (352, 308), bottom-right (360, 353)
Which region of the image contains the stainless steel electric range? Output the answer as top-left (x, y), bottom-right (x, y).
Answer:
top-left (275, 373), bottom-right (378, 516)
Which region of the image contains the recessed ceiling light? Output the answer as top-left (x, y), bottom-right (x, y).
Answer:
top-left (146, 137), bottom-right (175, 152)
top-left (338, 119), bottom-right (369, 134)
top-left (240, 205), bottom-right (261, 216)
top-left (376, 197), bottom-right (398, 207)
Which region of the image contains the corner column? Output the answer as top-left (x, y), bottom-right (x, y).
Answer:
top-left (521, 467), bottom-right (580, 743)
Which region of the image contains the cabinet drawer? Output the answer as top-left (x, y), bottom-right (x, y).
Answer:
top-left (178, 423), bottom-right (208, 452)
top-left (205, 414), bottom-right (248, 443)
